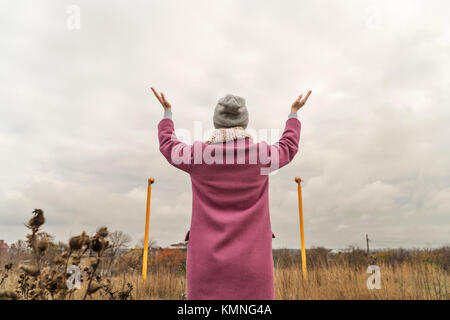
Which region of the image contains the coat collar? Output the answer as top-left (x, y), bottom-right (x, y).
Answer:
top-left (205, 126), bottom-right (253, 144)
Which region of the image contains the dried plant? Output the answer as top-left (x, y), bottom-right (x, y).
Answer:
top-left (0, 263), bottom-right (14, 287)
top-left (101, 279), bottom-right (133, 300)
top-left (3, 209), bottom-right (133, 300)
top-left (25, 209), bottom-right (45, 232)
top-left (81, 226), bottom-right (111, 300)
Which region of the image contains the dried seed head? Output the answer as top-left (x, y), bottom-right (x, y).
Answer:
top-left (90, 238), bottom-right (104, 253)
top-left (26, 209), bottom-right (45, 230)
top-left (37, 239), bottom-right (49, 255)
top-left (19, 264), bottom-right (40, 277)
top-left (4, 263), bottom-right (13, 271)
top-left (69, 233), bottom-right (85, 251)
top-left (96, 227), bottom-right (108, 238)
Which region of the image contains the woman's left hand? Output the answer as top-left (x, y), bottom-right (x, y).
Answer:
top-left (151, 87), bottom-right (172, 110)
top-left (291, 90), bottom-right (312, 113)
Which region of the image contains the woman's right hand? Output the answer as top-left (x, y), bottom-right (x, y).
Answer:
top-left (291, 90), bottom-right (312, 113)
top-left (151, 87), bottom-right (172, 110)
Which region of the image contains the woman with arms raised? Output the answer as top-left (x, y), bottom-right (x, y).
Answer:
top-left (152, 88), bottom-right (312, 300)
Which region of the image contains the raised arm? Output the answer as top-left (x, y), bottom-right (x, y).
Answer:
top-left (264, 90), bottom-right (312, 173)
top-left (152, 88), bottom-right (192, 173)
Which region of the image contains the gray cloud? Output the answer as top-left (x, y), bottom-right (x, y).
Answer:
top-left (1, 0), bottom-right (449, 249)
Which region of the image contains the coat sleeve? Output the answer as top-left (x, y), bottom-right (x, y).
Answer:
top-left (263, 117), bottom-right (301, 173)
top-left (158, 118), bottom-right (192, 173)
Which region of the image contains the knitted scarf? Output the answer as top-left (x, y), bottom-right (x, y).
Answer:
top-left (205, 126), bottom-right (253, 144)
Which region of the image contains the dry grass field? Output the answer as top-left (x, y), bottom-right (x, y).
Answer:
top-left (0, 209), bottom-right (448, 300)
top-left (131, 262), bottom-right (449, 300)
top-left (3, 262), bottom-right (448, 300)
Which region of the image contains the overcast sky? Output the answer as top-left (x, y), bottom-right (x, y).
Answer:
top-left (1, 0), bottom-right (449, 249)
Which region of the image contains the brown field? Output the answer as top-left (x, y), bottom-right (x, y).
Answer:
top-left (1, 248), bottom-right (449, 300)
top-left (0, 209), bottom-right (448, 300)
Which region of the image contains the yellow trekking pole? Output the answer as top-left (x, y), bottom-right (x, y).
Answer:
top-left (142, 177), bottom-right (154, 281)
top-left (295, 177), bottom-right (307, 278)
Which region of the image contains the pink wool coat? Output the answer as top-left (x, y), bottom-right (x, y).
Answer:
top-left (158, 117), bottom-right (301, 300)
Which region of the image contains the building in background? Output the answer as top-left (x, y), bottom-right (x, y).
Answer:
top-left (0, 240), bottom-right (9, 250)
top-left (0, 240), bottom-right (9, 258)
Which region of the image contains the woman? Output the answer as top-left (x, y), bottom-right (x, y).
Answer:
top-left (152, 88), bottom-right (312, 300)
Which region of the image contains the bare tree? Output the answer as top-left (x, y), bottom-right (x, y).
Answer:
top-left (7, 240), bottom-right (31, 266)
top-left (105, 231), bottom-right (131, 274)
top-left (138, 238), bottom-right (159, 260)
top-left (138, 238), bottom-right (157, 250)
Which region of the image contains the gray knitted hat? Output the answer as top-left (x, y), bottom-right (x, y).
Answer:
top-left (213, 94), bottom-right (249, 129)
